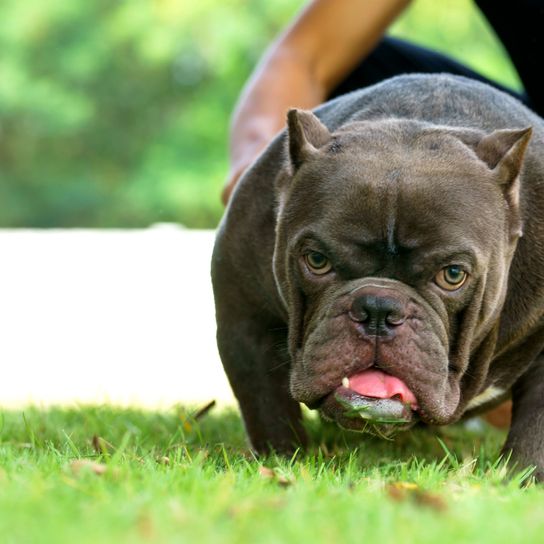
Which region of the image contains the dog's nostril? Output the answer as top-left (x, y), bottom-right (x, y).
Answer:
top-left (385, 312), bottom-right (406, 326)
top-left (349, 306), bottom-right (369, 323)
top-left (349, 295), bottom-right (375, 322)
top-left (349, 294), bottom-right (406, 334)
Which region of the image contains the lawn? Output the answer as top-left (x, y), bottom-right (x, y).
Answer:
top-left (1, 405), bottom-right (543, 543)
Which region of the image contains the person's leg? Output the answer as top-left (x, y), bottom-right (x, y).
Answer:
top-left (329, 36), bottom-right (529, 107)
top-left (475, 0), bottom-right (543, 117)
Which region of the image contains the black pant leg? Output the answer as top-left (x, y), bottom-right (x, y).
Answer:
top-left (475, 0), bottom-right (544, 116)
top-left (329, 36), bottom-right (528, 107)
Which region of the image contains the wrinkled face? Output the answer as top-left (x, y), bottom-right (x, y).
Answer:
top-left (274, 115), bottom-right (528, 433)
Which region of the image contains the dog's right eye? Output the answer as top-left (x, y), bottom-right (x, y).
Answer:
top-left (304, 252), bottom-right (332, 275)
top-left (435, 265), bottom-right (468, 291)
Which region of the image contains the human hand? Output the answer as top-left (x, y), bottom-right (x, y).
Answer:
top-left (221, 163), bottom-right (249, 205)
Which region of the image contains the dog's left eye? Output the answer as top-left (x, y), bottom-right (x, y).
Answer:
top-left (304, 252), bottom-right (332, 275)
top-left (435, 265), bottom-right (468, 291)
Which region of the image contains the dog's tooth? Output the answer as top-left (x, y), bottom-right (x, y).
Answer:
top-left (342, 377), bottom-right (349, 389)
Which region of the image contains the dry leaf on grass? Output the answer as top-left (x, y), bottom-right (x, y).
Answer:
top-left (412, 489), bottom-right (448, 512)
top-left (91, 435), bottom-right (114, 455)
top-left (193, 400), bottom-right (216, 420)
top-left (258, 466), bottom-right (275, 478)
top-left (180, 400), bottom-right (217, 433)
top-left (391, 481), bottom-right (418, 491)
top-left (386, 482), bottom-right (447, 512)
top-left (387, 484), bottom-right (407, 502)
top-left (258, 466), bottom-right (292, 487)
top-left (70, 459), bottom-right (108, 476)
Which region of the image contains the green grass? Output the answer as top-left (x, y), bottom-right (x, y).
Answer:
top-left (0, 405), bottom-right (543, 544)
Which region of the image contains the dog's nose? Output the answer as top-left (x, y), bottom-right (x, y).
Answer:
top-left (349, 294), bottom-right (406, 336)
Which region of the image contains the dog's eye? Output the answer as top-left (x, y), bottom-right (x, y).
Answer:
top-left (435, 265), bottom-right (467, 291)
top-left (304, 252), bottom-right (332, 275)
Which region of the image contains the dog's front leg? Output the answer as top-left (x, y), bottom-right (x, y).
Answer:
top-left (214, 291), bottom-right (307, 455)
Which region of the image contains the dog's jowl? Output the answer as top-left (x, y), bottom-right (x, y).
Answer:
top-left (212, 74), bottom-right (544, 480)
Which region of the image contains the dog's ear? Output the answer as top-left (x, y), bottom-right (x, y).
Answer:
top-left (473, 127), bottom-right (532, 239)
top-left (474, 127), bottom-right (532, 185)
top-left (287, 109), bottom-right (331, 171)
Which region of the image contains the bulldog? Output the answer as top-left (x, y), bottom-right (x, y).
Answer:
top-left (211, 74), bottom-right (544, 479)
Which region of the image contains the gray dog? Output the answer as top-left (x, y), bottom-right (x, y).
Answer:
top-left (212, 74), bottom-right (544, 479)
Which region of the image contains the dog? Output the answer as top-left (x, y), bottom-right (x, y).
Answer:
top-left (212, 74), bottom-right (544, 479)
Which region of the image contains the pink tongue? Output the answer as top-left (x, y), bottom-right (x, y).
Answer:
top-left (348, 369), bottom-right (418, 407)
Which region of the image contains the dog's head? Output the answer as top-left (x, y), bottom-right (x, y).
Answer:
top-left (273, 109), bottom-right (531, 433)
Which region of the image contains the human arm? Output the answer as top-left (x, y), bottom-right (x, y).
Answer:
top-left (223, 0), bottom-right (413, 204)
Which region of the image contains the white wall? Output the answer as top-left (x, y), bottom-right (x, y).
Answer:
top-left (0, 225), bottom-right (235, 407)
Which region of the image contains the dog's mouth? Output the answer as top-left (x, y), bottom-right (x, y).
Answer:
top-left (316, 369), bottom-right (420, 434)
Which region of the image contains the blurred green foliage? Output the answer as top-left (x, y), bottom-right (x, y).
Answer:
top-left (0, 0), bottom-right (522, 228)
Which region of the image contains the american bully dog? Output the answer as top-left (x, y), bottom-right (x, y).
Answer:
top-left (212, 74), bottom-right (544, 479)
